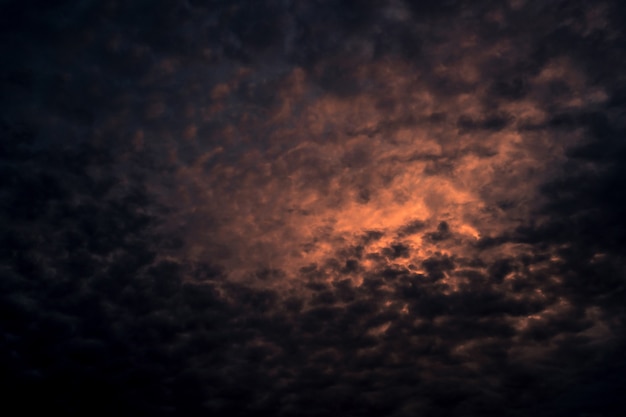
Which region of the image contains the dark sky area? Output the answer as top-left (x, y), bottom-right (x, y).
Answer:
top-left (1, 1), bottom-right (626, 416)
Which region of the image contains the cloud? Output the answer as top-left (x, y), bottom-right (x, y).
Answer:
top-left (1, 1), bottom-right (626, 416)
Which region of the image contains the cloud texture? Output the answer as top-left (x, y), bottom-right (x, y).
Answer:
top-left (2, 1), bottom-right (626, 416)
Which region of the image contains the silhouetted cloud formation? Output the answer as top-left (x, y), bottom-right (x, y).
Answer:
top-left (2, 1), bottom-right (626, 416)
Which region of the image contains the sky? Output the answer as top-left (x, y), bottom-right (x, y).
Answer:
top-left (1, 1), bottom-right (626, 416)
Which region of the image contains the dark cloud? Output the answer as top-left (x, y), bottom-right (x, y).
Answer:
top-left (2, 0), bottom-right (626, 416)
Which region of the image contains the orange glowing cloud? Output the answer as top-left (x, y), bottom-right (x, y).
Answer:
top-left (164, 54), bottom-right (605, 291)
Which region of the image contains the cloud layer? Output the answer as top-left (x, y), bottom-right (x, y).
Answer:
top-left (2, 1), bottom-right (626, 416)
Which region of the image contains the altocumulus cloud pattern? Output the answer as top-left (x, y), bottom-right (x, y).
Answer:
top-left (1, 1), bottom-right (626, 416)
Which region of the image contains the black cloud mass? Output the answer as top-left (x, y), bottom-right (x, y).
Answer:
top-left (2, 1), bottom-right (626, 416)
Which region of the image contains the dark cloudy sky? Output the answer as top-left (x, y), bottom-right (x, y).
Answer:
top-left (2, 1), bottom-right (626, 416)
